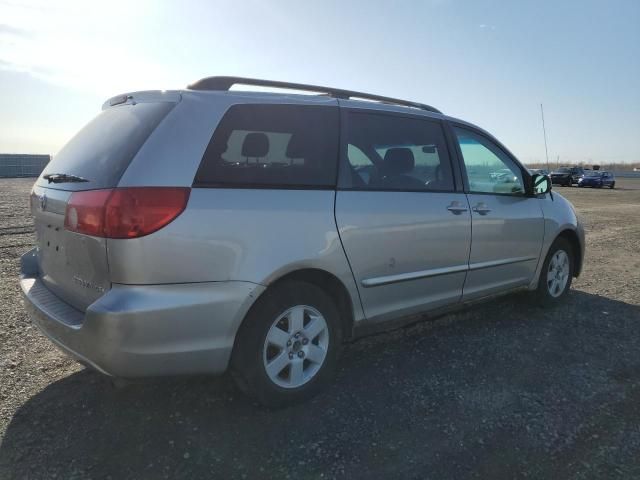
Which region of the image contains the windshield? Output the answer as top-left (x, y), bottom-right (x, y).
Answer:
top-left (556, 167), bottom-right (570, 173)
top-left (584, 171), bottom-right (602, 177)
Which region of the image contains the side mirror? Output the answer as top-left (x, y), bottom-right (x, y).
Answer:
top-left (531, 173), bottom-right (551, 195)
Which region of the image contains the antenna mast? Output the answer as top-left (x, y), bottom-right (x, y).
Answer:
top-left (540, 103), bottom-right (550, 170)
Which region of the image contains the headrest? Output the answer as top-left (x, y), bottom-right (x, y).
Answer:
top-left (286, 134), bottom-right (306, 159)
top-left (241, 132), bottom-right (269, 157)
top-left (383, 148), bottom-right (414, 175)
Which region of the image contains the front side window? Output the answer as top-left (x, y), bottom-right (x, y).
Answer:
top-left (194, 104), bottom-right (339, 188)
top-left (453, 127), bottom-right (524, 195)
top-left (342, 112), bottom-right (454, 191)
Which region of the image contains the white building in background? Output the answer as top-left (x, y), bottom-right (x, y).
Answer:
top-left (0, 154), bottom-right (50, 178)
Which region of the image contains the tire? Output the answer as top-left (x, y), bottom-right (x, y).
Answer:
top-left (231, 280), bottom-right (342, 407)
top-left (534, 237), bottom-right (573, 305)
top-left (610, 182), bottom-right (615, 189)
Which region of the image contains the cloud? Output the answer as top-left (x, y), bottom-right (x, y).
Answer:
top-left (0, 23), bottom-right (31, 37)
top-left (479, 24), bottom-right (496, 30)
top-left (0, 0), bottom-right (183, 96)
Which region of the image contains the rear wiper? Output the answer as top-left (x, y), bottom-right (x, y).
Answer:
top-left (43, 173), bottom-right (89, 184)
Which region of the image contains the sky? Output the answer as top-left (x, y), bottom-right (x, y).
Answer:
top-left (0, 0), bottom-right (638, 165)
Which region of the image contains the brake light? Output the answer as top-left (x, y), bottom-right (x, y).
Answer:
top-left (64, 187), bottom-right (190, 238)
top-left (64, 189), bottom-right (112, 237)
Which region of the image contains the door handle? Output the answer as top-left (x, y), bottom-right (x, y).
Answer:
top-left (446, 201), bottom-right (468, 215)
top-left (472, 203), bottom-right (491, 215)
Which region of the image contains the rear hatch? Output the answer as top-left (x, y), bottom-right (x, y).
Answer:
top-left (31, 94), bottom-right (178, 311)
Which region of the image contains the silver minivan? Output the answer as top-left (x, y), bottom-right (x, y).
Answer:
top-left (20, 77), bottom-right (584, 406)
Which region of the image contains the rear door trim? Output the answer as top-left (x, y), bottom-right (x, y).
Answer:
top-left (361, 263), bottom-right (469, 287)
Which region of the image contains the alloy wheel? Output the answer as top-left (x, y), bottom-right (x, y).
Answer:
top-left (262, 305), bottom-right (329, 389)
top-left (547, 250), bottom-right (570, 298)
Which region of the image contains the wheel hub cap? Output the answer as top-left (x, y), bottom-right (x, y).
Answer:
top-left (546, 249), bottom-right (570, 298)
top-left (263, 305), bottom-right (329, 389)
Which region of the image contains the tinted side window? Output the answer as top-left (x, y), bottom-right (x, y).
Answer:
top-left (453, 127), bottom-right (525, 195)
top-left (194, 104), bottom-right (339, 188)
top-left (342, 112), bottom-right (454, 191)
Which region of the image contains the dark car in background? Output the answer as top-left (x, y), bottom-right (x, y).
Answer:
top-left (550, 166), bottom-right (584, 186)
top-left (578, 171), bottom-right (616, 188)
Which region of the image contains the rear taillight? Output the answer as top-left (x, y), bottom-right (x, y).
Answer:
top-left (64, 187), bottom-right (190, 239)
top-left (64, 189), bottom-right (113, 237)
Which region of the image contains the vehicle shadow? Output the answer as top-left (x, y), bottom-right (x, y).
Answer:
top-left (1, 290), bottom-right (640, 479)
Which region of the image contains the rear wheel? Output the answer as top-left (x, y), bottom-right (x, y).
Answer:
top-left (534, 237), bottom-right (573, 305)
top-left (231, 281), bottom-right (342, 407)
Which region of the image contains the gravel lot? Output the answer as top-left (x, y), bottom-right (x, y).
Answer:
top-left (1, 177), bottom-right (639, 479)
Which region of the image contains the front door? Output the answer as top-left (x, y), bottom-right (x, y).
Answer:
top-left (335, 110), bottom-right (471, 324)
top-left (452, 125), bottom-right (545, 300)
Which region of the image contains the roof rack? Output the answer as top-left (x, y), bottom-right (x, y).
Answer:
top-left (187, 76), bottom-right (442, 114)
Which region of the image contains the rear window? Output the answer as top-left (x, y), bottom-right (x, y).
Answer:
top-left (37, 102), bottom-right (174, 191)
top-left (194, 104), bottom-right (339, 188)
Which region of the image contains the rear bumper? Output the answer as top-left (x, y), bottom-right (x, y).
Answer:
top-left (19, 248), bottom-right (264, 378)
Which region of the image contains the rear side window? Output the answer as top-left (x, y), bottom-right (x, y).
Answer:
top-left (341, 112), bottom-right (454, 191)
top-left (194, 104), bottom-right (339, 188)
top-left (37, 102), bottom-right (175, 191)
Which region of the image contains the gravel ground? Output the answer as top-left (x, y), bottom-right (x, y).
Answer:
top-left (1, 177), bottom-right (639, 479)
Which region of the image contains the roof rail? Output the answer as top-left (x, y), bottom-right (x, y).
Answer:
top-left (187, 76), bottom-right (442, 114)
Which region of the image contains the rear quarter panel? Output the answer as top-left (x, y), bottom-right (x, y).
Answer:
top-left (107, 189), bottom-right (366, 323)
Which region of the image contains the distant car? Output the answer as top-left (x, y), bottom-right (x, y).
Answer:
top-left (490, 168), bottom-right (518, 183)
top-left (602, 171), bottom-right (616, 188)
top-left (578, 171), bottom-right (615, 189)
top-left (550, 166), bottom-right (584, 186)
top-left (528, 168), bottom-right (549, 176)
top-left (550, 167), bottom-right (572, 186)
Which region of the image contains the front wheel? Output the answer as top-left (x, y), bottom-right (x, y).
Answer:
top-left (534, 237), bottom-right (573, 305)
top-left (231, 280), bottom-right (342, 407)
top-left (610, 182), bottom-right (615, 189)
